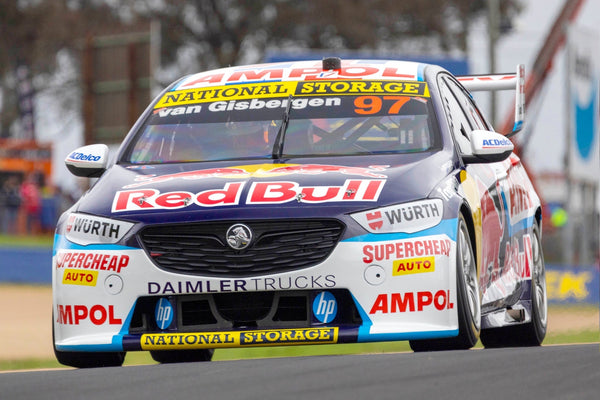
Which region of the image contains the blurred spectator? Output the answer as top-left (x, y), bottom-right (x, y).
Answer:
top-left (0, 176), bottom-right (22, 234)
top-left (40, 184), bottom-right (59, 233)
top-left (20, 173), bottom-right (41, 234)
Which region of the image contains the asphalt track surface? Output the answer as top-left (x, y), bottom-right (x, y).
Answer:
top-left (2, 344), bottom-right (599, 400)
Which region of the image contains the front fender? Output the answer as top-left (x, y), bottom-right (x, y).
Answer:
top-left (430, 170), bottom-right (482, 276)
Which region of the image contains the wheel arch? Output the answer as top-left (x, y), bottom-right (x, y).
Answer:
top-left (535, 206), bottom-right (543, 232)
top-left (458, 202), bottom-right (478, 276)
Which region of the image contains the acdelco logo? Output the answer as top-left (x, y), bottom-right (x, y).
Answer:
top-left (67, 152), bottom-right (101, 162)
top-left (56, 304), bottom-right (122, 325)
top-left (482, 138), bottom-right (512, 147)
top-left (369, 290), bottom-right (454, 314)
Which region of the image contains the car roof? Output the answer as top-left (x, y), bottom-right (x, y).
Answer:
top-left (173, 59), bottom-right (438, 90)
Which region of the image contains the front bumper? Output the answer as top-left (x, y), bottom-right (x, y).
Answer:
top-left (52, 219), bottom-right (459, 352)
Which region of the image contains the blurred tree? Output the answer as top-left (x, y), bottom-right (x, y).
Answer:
top-left (124, 0), bottom-right (522, 83)
top-left (0, 0), bottom-right (141, 138)
top-left (0, 0), bottom-right (522, 137)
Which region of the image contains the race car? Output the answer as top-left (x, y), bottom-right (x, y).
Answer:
top-left (53, 58), bottom-right (547, 367)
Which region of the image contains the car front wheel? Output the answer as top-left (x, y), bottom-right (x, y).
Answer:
top-left (52, 318), bottom-right (125, 368)
top-left (410, 214), bottom-right (481, 351)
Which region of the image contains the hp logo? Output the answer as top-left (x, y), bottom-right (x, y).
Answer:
top-left (155, 298), bottom-right (174, 330)
top-left (312, 291), bottom-right (337, 323)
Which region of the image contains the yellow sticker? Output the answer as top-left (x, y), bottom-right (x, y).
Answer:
top-left (141, 327), bottom-right (338, 350)
top-left (62, 269), bottom-right (98, 286)
top-left (295, 80), bottom-right (430, 97)
top-left (155, 80), bottom-right (430, 109)
top-left (155, 81), bottom-right (298, 108)
top-left (392, 256), bottom-right (435, 276)
top-left (239, 327), bottom-right (338, 346)
top-left (141, 332), bottom-right (238, 350)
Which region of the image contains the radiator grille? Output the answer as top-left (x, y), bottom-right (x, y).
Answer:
top-left (138, 220), bottom-right (344, 276)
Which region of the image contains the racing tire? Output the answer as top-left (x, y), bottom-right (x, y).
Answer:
top-left (480, 222), bottom-right (547, 348)
top-left (409, 214), bottom-right (481, 352)
top-left (150, 349), bottom-right (214, 364)
top-left (52, 316), bottom-right (126, 368)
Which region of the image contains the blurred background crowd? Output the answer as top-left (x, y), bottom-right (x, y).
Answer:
top-left (0, 171), bottom-right (75, 235)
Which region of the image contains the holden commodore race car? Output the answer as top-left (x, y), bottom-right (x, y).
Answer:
top-left (53, 58), bottom-right (547, 367)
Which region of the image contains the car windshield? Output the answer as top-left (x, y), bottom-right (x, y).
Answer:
top-left (124, 82), bottom-right (439, 164)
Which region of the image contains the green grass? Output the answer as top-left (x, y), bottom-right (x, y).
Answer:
top-left (0, 358), bottom-right (63, 371)
top-left (0, 234), bottom-right (54, 248)
top-left (543, 329), bottom-right (599, 345)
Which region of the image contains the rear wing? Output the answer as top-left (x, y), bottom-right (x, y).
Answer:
top-left (457, 64), bottom-right (525, 137)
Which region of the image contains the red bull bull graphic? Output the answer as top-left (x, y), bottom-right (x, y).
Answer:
top-left (262, 164), bottom-right (389, 178)
top-left (123, 164), bottom-right (389, 189)
top-left (124, 168), bottom-right (250, 188)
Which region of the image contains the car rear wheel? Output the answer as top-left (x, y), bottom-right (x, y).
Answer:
top-left (52, 317), bottom-right (125, 368)
top-left (480, 222), bottom-right (547, 348)
top-left (150, 349), bottom-right (214, 364)
top-left (409, 214), bottom-right (481, 352)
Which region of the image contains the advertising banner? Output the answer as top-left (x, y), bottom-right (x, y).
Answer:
top-left (546, 264), bottom-right (600, 304)
top-left (567, 27), bottom-right (599, 183)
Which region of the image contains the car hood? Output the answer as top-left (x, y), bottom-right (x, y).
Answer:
top-left (75, 151), bottom-right (453, 224)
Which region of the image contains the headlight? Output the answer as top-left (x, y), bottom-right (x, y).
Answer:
top-left (64, 213), bottom-right (135, 246)
top-left (350, 198), bottom-right (443, 234)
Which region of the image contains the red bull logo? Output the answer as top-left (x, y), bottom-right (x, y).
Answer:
top-left (113, 179), bottom-right (385, 212)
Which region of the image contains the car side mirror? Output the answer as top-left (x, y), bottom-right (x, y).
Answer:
top-left (65, 144), bottom-right (110, 177)
top-left (463, 130), bottom-right (513, 164)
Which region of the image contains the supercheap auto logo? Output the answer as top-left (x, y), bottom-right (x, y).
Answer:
top-left (141, 327), bottom-right (338, 350)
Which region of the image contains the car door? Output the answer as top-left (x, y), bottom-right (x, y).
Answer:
top-left (437, 74), bottom-right (516, 306)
